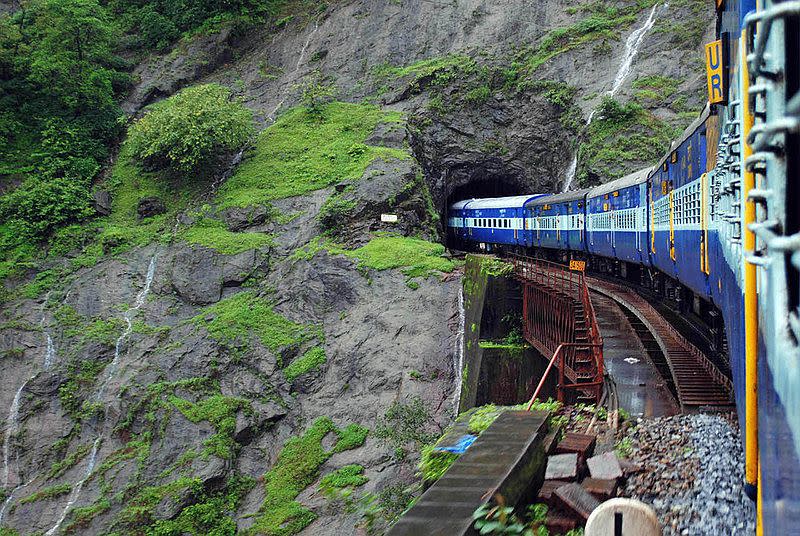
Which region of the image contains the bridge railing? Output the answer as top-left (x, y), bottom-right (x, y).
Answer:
top-left (509, 254), bottom-right (604, 403)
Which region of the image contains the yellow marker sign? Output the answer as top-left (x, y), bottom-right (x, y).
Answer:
top-left (706, 40), bottom-right (725, 104)
top-left (569, 260), bottom-right (586, 272)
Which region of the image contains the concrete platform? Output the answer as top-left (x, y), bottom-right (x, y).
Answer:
top-left (387, 411), bottom-right (550, 536)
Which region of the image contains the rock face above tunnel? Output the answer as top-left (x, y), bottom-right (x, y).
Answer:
top-left (409, 91), bottom-right (573, 214)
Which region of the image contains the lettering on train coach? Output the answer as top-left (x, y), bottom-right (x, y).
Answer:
top-left (705, 40), bottom-right (725, 104)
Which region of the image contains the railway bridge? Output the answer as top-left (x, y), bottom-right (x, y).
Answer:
top-left (390, 254), bottom-right (735, 535)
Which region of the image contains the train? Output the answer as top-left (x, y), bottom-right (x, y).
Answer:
top-left (448, 0), bottom-right (799, 533)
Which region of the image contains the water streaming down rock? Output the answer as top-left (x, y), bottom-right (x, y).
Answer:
top-left (561, 3), bottom-right (664, 192)
top-left (97, 255), bottom-right (157, 401)
top-left (452, 287), bottom-right (465, 415)
top-left (43, 256), bottom-right (157, 535)
top-left (268, 20), bottom-right (321, 121)
top-left (2, 384), bottom-right (24, 489)
top-left (43, 438), bottom-right (101, 536)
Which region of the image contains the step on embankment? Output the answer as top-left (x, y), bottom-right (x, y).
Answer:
top-left (387, 411), bottom-right (550, 536)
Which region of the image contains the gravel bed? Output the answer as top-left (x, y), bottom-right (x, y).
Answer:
top-left (619, 414), bottom-right (756, 535)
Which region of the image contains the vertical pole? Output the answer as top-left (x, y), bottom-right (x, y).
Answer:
top-left (741, 27), bottom-right (759, 499)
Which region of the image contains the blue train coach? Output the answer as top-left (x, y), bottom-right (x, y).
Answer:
top-left (586, 168), bottom-right (650, 265)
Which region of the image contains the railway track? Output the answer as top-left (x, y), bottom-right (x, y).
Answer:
top-left (585, 275), bottom-right (734, 411)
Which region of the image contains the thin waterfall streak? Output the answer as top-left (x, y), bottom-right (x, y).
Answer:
top-left (268, 21), bottom-right (321, 121)
top-left (2, 383), bottom-right (25, 488)
top-left (42, 256), bottom-right (155, 535)
top-left (0, 478), bottom-right (31, 523)
top-left (44, 438), bottom-right (100, 536)
top-left (97, 255), bottom-right (157, 401)
top-left (562, 3), bottom-right (663, 192)
top-left (609, 3), bottom-right (661, 98)
top-left (452, 287), bottom-right (465, 415)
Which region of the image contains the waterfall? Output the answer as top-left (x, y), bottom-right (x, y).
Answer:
top-left (43, 333), bottom-right (55, 370)
top-left (561, 3), bottom-right (664, 192)
top-left (43, 255), bottom-right (157, 534)
top-left (97, 255), bottom-right (157, 401)
top-left (268, 21), bottom-right (321, 121)
top-left (2, 384), bottom-right (25, 488)
top-left (608, 3), bottom-right (661, 99)
top-left (452, 287), bottom-right (465, 415)
top-left (43, 438), bottom-right (100, 536)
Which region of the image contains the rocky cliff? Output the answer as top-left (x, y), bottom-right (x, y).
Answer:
top-left (0, 1), bottom-right (713, 534)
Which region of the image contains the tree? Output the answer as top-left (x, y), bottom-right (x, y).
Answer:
top-left (26, 0), bottom-right (119, 113)
top-left (128, 84), bottom-right (255, 177)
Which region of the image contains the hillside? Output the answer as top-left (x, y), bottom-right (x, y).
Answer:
top-left (0, 1), bottom-right (712, 534)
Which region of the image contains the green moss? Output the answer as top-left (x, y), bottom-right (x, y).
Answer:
top-left (318, 465), bottom-right (368, 497)
top-left (114, 476), bottom-right (201, 528)
top-left (247, 416), bottom-right (369, 536)
top-left (373, 54), bottom-right (478, 85)
top-left (192, 292), bottom-right (316, 355)
top-left (48, 443), bottom-right (93, 479)
top-left (374, 397), bottom-right (436, 451)
top-left (479, 258), bottom-right (514, 277)
top-left (169, 394), bottom-right (251, 459)
top-left (283, 347), bottom-right (327, 381)
top-left (508, 7), bottom-right (640, 86)
top-left (218, 102), bottom-right (406, 208)
top-left (137, 475), bottom-right (255, 536)
top-left (344, 235), bottom-right (455, 276)
top-left (578, 96), bottom-right (678, 184)
top-left (182, 218), bottom-right (274, 254)
top-left (18, 483), bottom-right (72, 505)
top-left (0, 528), bottom-right (20, 536)
top-left (333, 423), bottom-right (369, 453)
top-left (418, 446), bottom-right (459, 482)
top-left (63, 499), bottom-right (111, 534)
top-left (632, 75), bottom-right (681, 104)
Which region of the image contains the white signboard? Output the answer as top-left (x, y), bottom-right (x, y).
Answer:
top-left (381, 214), bottom-right (398, 223)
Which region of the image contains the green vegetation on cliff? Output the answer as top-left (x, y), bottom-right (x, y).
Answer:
top-left (192, 291), bottom-right (319, 356)
top-left (247, 416), bottom-right (368, 536)
top-left (218, 102), bottom-right (406, 208)
top-left (128, 84), bottom-right (255, 176)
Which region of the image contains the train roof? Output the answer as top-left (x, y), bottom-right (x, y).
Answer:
top-left (526, 188), bottom-right (591, 206)
top-left (462, 194), bottom-right (547, 210)
top-left (588, 167), bottom-right (651, 198)
top-left (654, 104), bottom-right (711, 172)
top-left (449, 199), bottom-right (475, 210)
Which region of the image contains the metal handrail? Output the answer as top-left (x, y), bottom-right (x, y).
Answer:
top-left (509, 254), bottom-right (605, 402)
top-left (525, 342), bottom-right (604, 410)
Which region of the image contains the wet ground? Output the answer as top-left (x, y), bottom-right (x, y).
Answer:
top-left (592, 292), bottom-right (678, 418)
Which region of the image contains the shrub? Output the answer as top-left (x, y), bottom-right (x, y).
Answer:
top-left (128, 84), bottom-right (254, 176)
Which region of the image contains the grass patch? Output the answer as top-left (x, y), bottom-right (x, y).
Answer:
top-left (181, 217), bottom-right (273, 254)
top-left (63, 499), bottom-right (111, 533)
top-left (18, 483), bottom-right (72, 505)
top-left (218, 102), bottom-right (407, 208)
top-left (344, 235), bottom-right (455, 277)
top-left (318, 465), bottom-right (368, 497)
top-left (47, 443), bottom-right (93, 479)
top-left (283, 347), bottom-right (327, 381)
top-left (578, 96), bottom-right (679, 184)
top-left (418, 446), bottom-right (459, 482)
top-left (192, 291), bottom-right (318, 356)
top-left (247, 416), bottom-right (369, 536)
top-left (169, 394), bottom-right (252, 459)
